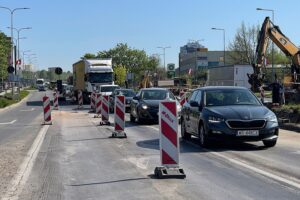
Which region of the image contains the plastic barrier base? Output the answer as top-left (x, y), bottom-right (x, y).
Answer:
top-left (99, 121), bottom-right (110, 126)
top-left (43, 121), bottom-right (52, 125)
top-left (154, 166), bottom-right (186, 179)
top-left (112, 131), bottom-right (127, 138)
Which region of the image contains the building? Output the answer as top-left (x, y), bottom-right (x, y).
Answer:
top-left (178, 41), bottom-right (231, 76)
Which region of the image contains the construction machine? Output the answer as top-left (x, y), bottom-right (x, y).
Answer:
top-left (139, 71), bottom-right (153, 89)
top-left (250, 17), bottom-right (300, 102)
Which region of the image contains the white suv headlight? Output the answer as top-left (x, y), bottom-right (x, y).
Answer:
top-left (141, 104), bottom-right (148, 109)
top-left (267, 115), bottom-right (278, 123)
top-left (208, 116), bottom-right (224, 123)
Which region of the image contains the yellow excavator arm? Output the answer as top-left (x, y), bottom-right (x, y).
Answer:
top-left (250, 17), bottom-right (300, 90)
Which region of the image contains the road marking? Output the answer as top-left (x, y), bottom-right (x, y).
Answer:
top-left (146, 124), bottom-right (300, 189)
top-left (0, 119), bottom-right (17, 125)
top-left (291, 150), bottom-right (300, 155)
top-left (209, 151), bottom-right (300, 190)
top-left (2, 125), bottom-right (50, 200)
top-left (20, 108), bottom-right (35, 112)
top-left (146, 126), bottom-right (159, 131)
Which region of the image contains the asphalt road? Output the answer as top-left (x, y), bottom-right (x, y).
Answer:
top-left (0, 90), bottom-right (51, 196)
top-left (1, 94), bottom-right (300, 199)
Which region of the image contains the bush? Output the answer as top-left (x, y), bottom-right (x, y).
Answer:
top-left (0, 90), bottom-right (30, 108)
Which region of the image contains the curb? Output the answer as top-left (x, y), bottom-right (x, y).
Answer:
top-left (0, 91), bottom-right (33, 113)
top-left (279, 123), bottom-right (300, 133)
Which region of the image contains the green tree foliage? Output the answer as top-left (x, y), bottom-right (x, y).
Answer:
top-left (83, 53), bottom-right (97, 59)
top-left (83, 43), bottom-right (159, 75)
top-left (113, 65), bottom-right (127, 86)
top-left (0, 32), bottom-right (11, 81)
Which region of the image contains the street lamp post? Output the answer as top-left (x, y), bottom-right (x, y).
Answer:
top-left (0, 6), bottom-right (30, 99)
top-left (8, 27), bottom-right (32, 72)
top-left (211, 28), bottom-right (226, 66)
top-left (257, 7), bottom-right (275, 81)
top-left (157, 46), bottom-right (171, 70)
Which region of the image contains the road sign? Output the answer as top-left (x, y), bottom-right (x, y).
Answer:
top-left (167, 71), bottom-right (175, 79)
top-left (167, 63), bottom-right (175, 71)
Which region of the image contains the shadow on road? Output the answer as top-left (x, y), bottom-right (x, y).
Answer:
top-left (68, 177), bottom-right (149, 187)
top-left (136, 137), bottom-right (266, 153)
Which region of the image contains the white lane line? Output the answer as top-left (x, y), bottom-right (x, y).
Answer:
top-left (209, 151), bottom-right (300, 190)
top-left (291, 150), bottom-right (300, 155)
top-left (20, 108), bottom-right (35, 112)
top-left (0, 119), bottom-right (17, 125)
top-left (2, 125), bottom-right (50, 200)
top-left (146, 125), bottom-right (300, 189)
top-left (146, 126), bottom-right (159, 132)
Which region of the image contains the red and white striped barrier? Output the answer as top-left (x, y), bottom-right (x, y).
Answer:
top-left (260, 86), bottom-right (265, 103)
top-left (94, 93), bottom-right (102, 118)
top-left (100, 95), bottom-right (110, 125)
top-left (179, 92), bottom-right (187, 106)
top-left (112, 95), bottom-right (126, 138)
top-left (43, 95), bottom-right (52, 125)
top-left (90, 92), bottom-right (95, 112)
top-left (78, 90), bottom-right (83, 109)
top-left (154, 101), bottom-right (185, 179)
top-left (53, 92), bottom-right (59, 110)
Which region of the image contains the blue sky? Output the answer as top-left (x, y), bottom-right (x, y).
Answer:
top-left (0, 0), bottom-right (299, 72)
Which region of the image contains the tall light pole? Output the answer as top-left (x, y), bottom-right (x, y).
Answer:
top-left (0, 7), bottom-right (30, 73)
top-left (0, 6), bottom-right (30, 99)
top-left (157, 46), bottom-right (171, 70)
top-left (257, 7), bottom-right (275, 81)
top-left (8, 27), bottom-right (32, 72)
top-left (212, 28), bottom-right (226, 66)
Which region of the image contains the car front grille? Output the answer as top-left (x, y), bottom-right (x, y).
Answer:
top-left (226, 120), bottom-right (266, 129)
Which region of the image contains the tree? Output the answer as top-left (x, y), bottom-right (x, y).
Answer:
top-left (0, 32), bottom-right (11, 82)
top-left (113, 65), bottom-right (127, 86)
top-left (228, 22), bottom-right (290, 66)
top-left (227, 22), bottom-right (260, 65)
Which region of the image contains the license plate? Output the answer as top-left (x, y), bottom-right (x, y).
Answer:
top-left (237, 130), bottom-right (259, 136)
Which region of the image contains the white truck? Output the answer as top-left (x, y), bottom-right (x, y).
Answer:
top-left (73, 58), bottom-right (115, 102)
top-left (206, 65), bottom-right (253, 89)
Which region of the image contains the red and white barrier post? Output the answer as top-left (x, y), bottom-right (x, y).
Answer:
top-left (53, 91), bottom-right (59, 110)
top-left (90, 91), bottom-right (95, 112)
top-left (100, 95), bottom-right (110, 125)
top-left (154, 101), bottom-right (185, 179)
top-left (78, 90), bottom-right (83, 109)
top-left (179, 92), bottom-right (187, 106)
top-left (43, 95), bottom-right (52, 125)
top-left (94, 93), bottom-right (102, 118)
top-left (112, 95), bottom-right (126, 138)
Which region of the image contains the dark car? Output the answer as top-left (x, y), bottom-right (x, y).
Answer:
top-left (181, 86), bottom-right (279, 147)
top-left (110, 89), bottom-right (136, 113)
top-left (130, 88), bottom-right (181, 123)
